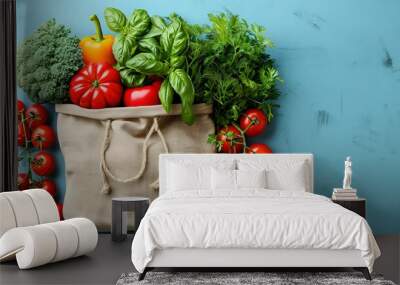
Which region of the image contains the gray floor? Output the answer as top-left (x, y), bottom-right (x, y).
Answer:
top-left (0, 234), bottom-right (135, 285)
top-left (0, 234), bottom-right (399, 285)
top-left (374, 235), bottom-right (400, 284)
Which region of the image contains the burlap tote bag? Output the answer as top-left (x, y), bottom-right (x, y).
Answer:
top-left (56, 103), bottom-right (214, 231)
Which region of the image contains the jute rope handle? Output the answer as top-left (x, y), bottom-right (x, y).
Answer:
top-left (100, 117), bottom-right (169, 194)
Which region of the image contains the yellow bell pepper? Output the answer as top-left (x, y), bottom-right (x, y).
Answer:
top-left (80, 15), bottom-right (116, 66)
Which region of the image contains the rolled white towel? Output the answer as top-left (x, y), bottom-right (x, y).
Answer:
top-left (0, 218), bottom-right (98, 269)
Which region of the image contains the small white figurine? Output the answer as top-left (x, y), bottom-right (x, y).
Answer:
top-left (343, 156), bottom-right (352, 189)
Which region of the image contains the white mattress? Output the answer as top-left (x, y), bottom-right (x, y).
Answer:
top-left (131, 190), bottom-right (380, 273)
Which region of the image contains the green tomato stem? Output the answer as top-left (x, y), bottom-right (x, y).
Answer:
top-left (232, 122), bottom-right (247, 153)
top-left (27, 154), bottom-right (32, 182)
top-left (238, 116), bottom-right (258, 153)
top-left (89, 14), bottom-right (104, 42)
top-left (19, 112), bottom-right (32, 183)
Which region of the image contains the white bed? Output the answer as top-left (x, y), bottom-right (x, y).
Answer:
top-left (131, 154), bottom-right (380, 280)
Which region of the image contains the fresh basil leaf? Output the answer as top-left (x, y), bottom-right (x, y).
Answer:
top-left (113, 62), bottom-right (124, 71)
top-left (125, 52), bottom-right (169, 75)
top-left (170, 55), bottom-right (185, 69)
top-left (169, 69), bottom-right (195, 124)
top-left (143, 27), bottom-right (162, 39)
top-left (128, 9), bottom-right (151, 37)
top-left (104, 7), bottom-right (127, 32)
top-left (152, 15), bottom-right (167, 31)
top-left (159, 79), bottom-right (174, 113)
top-left (143, 16), bottom-right (167, 38)
top-left (119, 69), bottom-right (146, 88)
top-left (160, 21), bottom-right (188, 56)
top-left (138, 38), bottom-right (162, 59)
top-left (112, 34), bottom-right (136, 64)
top-left (169, 69), bottom-right (195, 103)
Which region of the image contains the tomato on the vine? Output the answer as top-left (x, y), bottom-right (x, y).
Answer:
top-left (18, 173), bottom-right (30, 190)
top-left (217, 125), bottom-right (244, 153)
top-left (31, 125), bottom-right (56, 149)
top-left (25, 104), bottom-right (49, 129)
top-left (239, 109), bottom-right (267, 137)
top-left (31, 151), bottom-right (56, 176)
top-left (17, 122), bottom-right (30, 146)
top-left (17, 100), bottom-right (25, 121)
top-left (246, 143), bottom-right (273, 154)
top-left (40, 179), bottom-right (57, 197)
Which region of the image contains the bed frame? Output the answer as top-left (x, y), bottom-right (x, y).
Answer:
top-left (139, 154), bottom-right (371, 280)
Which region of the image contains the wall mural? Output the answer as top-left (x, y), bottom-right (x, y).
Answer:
top-left (15, 0), bottom-right (400, 234)
top-left (16, 7), bottom-right (280, 225)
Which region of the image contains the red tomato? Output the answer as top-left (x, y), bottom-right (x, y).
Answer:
top-left (124, 81), bottom-right (162, 107)
top-left (239, 109), bottom-right (268, 137)
top-left (18, 173), bottom-right (30, 190)
top-left (31, 125), bottom-right (56, 149)
top-left (69, 63), bottom-right (123, 109)
top-left (217, 125), bottom-right (244, 153)
top-left (17, 122), bottom-right (31, 146)
top-left (25, 104), bottom-right (49, 129)
top-left (56, 203), bottom-right (64, 220)
top-left (246, 143), bottom-right (273, 154)
top-left (17, 100), bottom-right (25, 121)
top-left (31, 151), bottom-right (56, 176)
top-left (40, 179), bottom-right (57, 197)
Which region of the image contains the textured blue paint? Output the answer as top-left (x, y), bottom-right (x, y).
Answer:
top-left (16, 0), bottom-right (400, 234)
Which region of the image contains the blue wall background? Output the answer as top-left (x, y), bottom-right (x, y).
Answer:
top-left (16, 0), bottom-right (400, 234)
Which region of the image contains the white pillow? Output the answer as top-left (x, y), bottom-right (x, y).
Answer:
top-left (238, 159), bottom-right (309, 191)
top-left (237, 169), bottom-right (267, 189)
top-left (167, 160), bottom-right (235, 192)
top-left (266, 165), bottom-right (307, 191)
top-left (211, 168), bottom-right (236, 190)
top-left (211, 169), bottom-right (267, 190)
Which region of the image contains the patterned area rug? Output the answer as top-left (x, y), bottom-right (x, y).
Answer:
top-left (116, 272), bottom-right (396, 285)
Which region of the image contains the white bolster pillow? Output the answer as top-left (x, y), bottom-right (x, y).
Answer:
top-left (0, 218), bottom-right (98, 269)
top-left (0, 191), bottom-right (39, 228)
top-left (0, 196), bottom-right (17, 237)
top-left (0, 189), bottom-right (59, 238)
top-left (24, 189), bottom-right (60, 224)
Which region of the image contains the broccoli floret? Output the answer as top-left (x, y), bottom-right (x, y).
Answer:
top-left (16, 19), bottom-right (83, 104)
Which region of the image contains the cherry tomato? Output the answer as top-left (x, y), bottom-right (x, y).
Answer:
top-left (17, 122), bottom-right (31, 146)
top-left (25, 104), bottom-right (49, 129)
top-left (31, 125), bottom-right (56, 149)
top-left (17, 100), bottom-right (25, 121)
top-left (57, 203), bottom-right (64, 220)
top-left (239, 109), bottom-right (268, 137)
top-left (124, 81), bottom-right (162, 107)
top-left (40, 179), bottom-right (57, 197)
top-left (31, 151), bottom-right (56, 176)
top-left (246, 143), bottom-right (273, 154)
top-left (18, 173), bottom-right (30, 190)
top-left (217, 125), bottom-right (244, 153)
